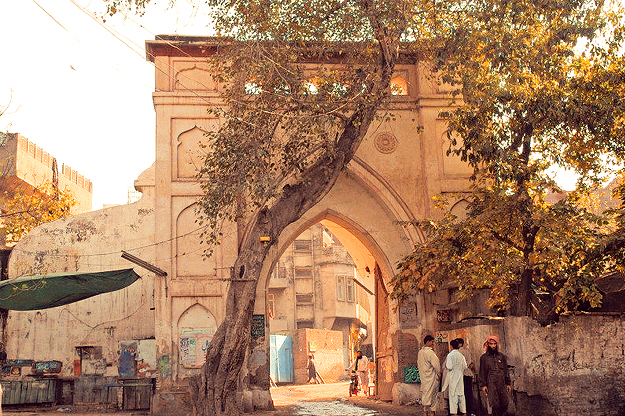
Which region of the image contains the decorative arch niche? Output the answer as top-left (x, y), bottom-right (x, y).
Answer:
top-left (174, 64), bottom-right (217, 91)
top-left (175, 203), bottom-right (218, 278)
top-left (451, 199), bottom-right (470, 220)
top-left (390, 76), bottom-right (408, 96)
top-left (177, 303), bottom-right (217, 369)
top-left (176, 126), bottom-right (209, 179)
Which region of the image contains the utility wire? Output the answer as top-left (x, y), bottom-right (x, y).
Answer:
top-left (31, 0), bottom-right (153, 89)
top-left (68, 0), bottom-right (146, 60)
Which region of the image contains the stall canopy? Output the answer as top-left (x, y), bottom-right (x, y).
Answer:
top-left (0, 268), bottom-right (141, 310)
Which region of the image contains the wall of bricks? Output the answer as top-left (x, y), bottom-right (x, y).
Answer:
top-left (293, 328), bottom-right (344, 384)
top-left (393, 331), bottom-right (420, 382)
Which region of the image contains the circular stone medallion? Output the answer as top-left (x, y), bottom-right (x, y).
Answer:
top-left (374, 132), bottom-right (398, 154)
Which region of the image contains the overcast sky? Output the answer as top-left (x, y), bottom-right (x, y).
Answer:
top-left (0, 1), bottom-right (212, 209)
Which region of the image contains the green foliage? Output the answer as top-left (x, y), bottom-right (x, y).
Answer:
top-left (1, 181), bottom-right (76, 244)
top-left (393, 181), bottom-right (618, 317)
top-left (393, 0), bottom-right (625, 319)
top-left (105, 0), bottom-right (625, 321)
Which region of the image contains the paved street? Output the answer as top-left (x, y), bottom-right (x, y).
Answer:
top-left (1, 382), bottom-right (423, 416)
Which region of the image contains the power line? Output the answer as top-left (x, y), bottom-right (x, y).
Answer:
top-left (65, 0), bottom-right (220, 102)
top-left (30, 0), bottom-right (153, 89)
top-left (68, 0), bottom-right (146, 60)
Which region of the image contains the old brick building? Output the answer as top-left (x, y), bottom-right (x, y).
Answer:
top-left (0, 132), bottom-right (93, 214)
top-left (269, 223), bottom-right (374, 384)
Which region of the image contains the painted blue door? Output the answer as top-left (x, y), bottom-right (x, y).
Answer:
top-left (269, 334), bottom-right (294, 383)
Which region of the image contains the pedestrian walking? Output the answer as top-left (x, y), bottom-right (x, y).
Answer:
top-left (417, 335), bottom-right (441, 416)
top-left (442, 338), bottom-right (467, 415)
top-left (307, 354), bottom-right (319, 384)
top-left (478, 335), bottom-right (511, 416)
top-left (458, 338), bottom-right (477, 416)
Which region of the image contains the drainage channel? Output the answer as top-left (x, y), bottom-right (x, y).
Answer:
top-left (294, 399), bottom-right (378, 415)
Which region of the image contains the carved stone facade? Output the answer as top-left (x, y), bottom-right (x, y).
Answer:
top-left (4, 36), bottom-right (474, 412)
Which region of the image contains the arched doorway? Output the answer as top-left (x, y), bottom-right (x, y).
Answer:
top-left (265, 221), bottom-right (375, 386)
top-left (255, 165), bottom-right (419, 400)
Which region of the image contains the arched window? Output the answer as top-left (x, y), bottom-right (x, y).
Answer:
top-left (390, 76), bottom-right (408, 96)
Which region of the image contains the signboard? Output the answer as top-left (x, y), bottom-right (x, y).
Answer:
top-left (251, 314), bottom-right (265, 339)
top-left (404, 365), bottom-right (420, 383)
top-left (399, 302), bottom-right (418, 329)
top-left (436, 309), bottom-right (451, 323)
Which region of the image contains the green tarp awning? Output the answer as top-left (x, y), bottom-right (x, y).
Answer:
top-left (0, 268), bottom-right (141, 311)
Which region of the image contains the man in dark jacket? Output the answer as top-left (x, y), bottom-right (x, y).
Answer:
top-left (478, 335), bottom-right (511, 416)
top-left (307, 354), bottom-right (319, 383)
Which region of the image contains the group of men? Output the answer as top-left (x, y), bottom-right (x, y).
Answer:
top-left (417, 334), bottom-right (511, 416)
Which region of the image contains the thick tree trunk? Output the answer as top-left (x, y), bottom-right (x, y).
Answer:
top-left (509, 135), bottom-right (537, 318)
top-left (190, 39), bottom-right (399, 415)
top-left (509, 267), bottom-right (532, 316)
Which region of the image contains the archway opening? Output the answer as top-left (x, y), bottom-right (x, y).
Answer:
top-left (266, 218), bottom-right (383, 398)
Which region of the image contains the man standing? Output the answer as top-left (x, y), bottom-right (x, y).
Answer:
top-left (479, 335), bottom-right (511, 416)
top-left (458, 338), bottom-right (477, 416)
top-left (417, 335), bottom-right (441, 416)
top-left (347, 350), bottom-right (370, 396)
top-left (443, 339), bottom-right (468, 415)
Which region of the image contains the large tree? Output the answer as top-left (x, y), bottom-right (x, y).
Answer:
top-left (392, 2), bottom-right (625, 321)
top-left (106, 0), bottom-right (622, 414)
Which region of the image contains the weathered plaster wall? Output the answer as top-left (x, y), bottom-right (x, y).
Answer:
top-left (393, 316), bottom-right (625, 416)
top-left (505, 315), bottom-right (625, 416)
top-left (6, 184), bottom-right (157, 378)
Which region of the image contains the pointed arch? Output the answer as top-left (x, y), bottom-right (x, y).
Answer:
top-left (177, 303), bottom-right (217, 370)
top-left (176, 125), bottom-right (209, 179)
top-left (175, 203), bottom-right (217, 278)
top-left (451, 199), bottom-right (470, 220)
top-left (174, 64), bottom-right (217, 92)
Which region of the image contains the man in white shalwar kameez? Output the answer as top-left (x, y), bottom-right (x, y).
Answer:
top-left (417, 335), bottom-right (441, 416)
top-left (443, 338), bottom-right (468, 415)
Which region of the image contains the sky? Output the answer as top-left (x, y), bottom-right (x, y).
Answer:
top-left (0, 0), bottom-right (212, 209)
top-left (1, 1), bottom-right (586, 212)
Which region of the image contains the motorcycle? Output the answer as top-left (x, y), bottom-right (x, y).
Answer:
top-left (349, 371), bottom-right (360, 396)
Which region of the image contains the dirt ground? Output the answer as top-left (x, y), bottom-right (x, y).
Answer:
top-left (1, 382), bottom-right (422, 416)
top-left (257, 382), bottom-right (419, 416)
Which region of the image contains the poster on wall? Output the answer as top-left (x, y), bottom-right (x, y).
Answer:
top-left (179, 328), bottom-right (213, 368)
top-left (118, 339), bottom-right (157, 378)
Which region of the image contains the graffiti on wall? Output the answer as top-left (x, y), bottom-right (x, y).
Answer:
top-left (119, 341), bottom-right (137, 377)
top-left (159, 355), bottom-right (171, 378)
top-left (33, 360), bottom-right (63, 374)
top-left (251, 314), bottom-right (265, 339)
top-left (399, 303), bottom-right (418, 329)
top-left (82, 359), bottom-right (106, 375)
top-left (179, 328), bottom-right (212, 368)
